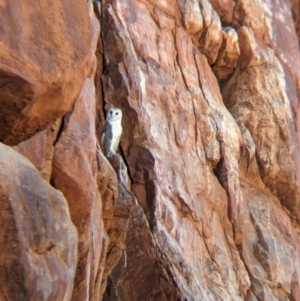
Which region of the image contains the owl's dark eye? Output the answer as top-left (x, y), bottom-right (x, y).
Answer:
top-left (116, 112), bottom-right (119, 115)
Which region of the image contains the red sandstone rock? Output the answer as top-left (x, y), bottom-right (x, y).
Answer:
top-left (98, 155), bottom-right (133, 298)
top-left (101, 0), bottom-right (300, 300)
top-left (51, 77), bottom-right (107, 301)
top-left (0, 0), bottom-right (96, 145)
top-left (213, 26), bottom-right (240, 82)
top-left (210, 0), bottom-right (235, 25)
top-left (13, 121), bottom-right (62, 182)
top-left (222, 2), bottom-right (300, 298)
top-left (0, 143), bottom-right (78, 301)
top-left (1, 0), bottom-right (300, 300)
top-left (178, 0), bottom-right (223, 64)
top-left (102, 1), bottom-right (249, 299)
top-left (105, 199), bottom-right (183, 301)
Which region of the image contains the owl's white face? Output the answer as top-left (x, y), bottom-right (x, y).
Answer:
top-left (107, 107), bottom-right (122, 122)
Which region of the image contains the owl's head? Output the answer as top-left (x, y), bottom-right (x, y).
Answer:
top-left (107, 107), bottom-right (122, 122)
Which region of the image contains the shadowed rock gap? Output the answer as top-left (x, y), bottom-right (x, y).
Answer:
top-left (52, 117), bottom-right (65, 147)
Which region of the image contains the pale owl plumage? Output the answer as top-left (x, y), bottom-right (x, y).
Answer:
top-left (101, 107), bottom-right (123, 157)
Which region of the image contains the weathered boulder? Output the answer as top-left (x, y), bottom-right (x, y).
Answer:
top-left (213, 26), bottom-right (240, 82)
top-left (0, 0), bottom-right (96, 145)
top-left (0, 143), bottom-right (78, 301)
top-left (178, 0), bottom-right (223, 64)
top-left (13, 121), bottom-right (62, 182)
top-left (210, 0), bottom-right (235, 25)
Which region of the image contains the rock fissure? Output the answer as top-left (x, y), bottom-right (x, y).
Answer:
top-left (191, 98), bottom-right (201, 159)
top-left (52, 118), bottom-right (65, 147)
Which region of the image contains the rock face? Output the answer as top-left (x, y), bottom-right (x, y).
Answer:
top-left (0, 0), bottom-right (300, 301)
top-left (101, 0), bottom-right (300, 300)
top-left (51, 76), bottom-right (105, 301)
top-left (0, 0), bottom-right (95, 145)
top-left (0, 143), bottom-right (78, 301)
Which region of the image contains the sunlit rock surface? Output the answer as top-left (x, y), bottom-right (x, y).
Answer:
top-left (0, 0), bottom-right (300, 300)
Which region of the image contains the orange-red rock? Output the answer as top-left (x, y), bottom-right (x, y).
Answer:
top-left (13, 121), bottom-right (62, 182)
top-left (51, 77), bottom-right (107, 301)
top-left (210, 0), bottom-right (235, 25)
top-left (0, 143), bottom-right (77, 301)
top-left (1, 0), bottom-right (300, 300)
top-left (102, 1), bottom-right (249, 299)
top-left (0, 0), bottom-right (96, 145)
top-left (98, 155), bottom-right (133, 299)
top-left (101, 0), bottom-right (300, 300)
top-left (213, 26), bottom-right (240, 82)
top-left (222, 1), bottom-right (300, 298)
top-left (178, 0), bottom-right (223, 64)
top-left (105, 199), bottom-right (183, 301)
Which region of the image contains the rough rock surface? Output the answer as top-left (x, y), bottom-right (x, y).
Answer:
top-left (0, 143), bottom-right (77, 301)
top-left (0, 0), bottom-right (95, 145)
top-left (101, 0), bottom-right (300, 300)
top-left (98, 155), bottom-right (133, 299)
top-left (13, 122), bottom-right (61, 182)
top-left (51, 76), bottom-right (107, 301)
top-left (0, 0), bottom-right (300, 301)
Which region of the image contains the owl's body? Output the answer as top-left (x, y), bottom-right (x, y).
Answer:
top-left (101, 107), bottom-right (123, 157)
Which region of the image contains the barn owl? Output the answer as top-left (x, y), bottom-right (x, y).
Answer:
top-left (101, 107), bottom-right (123, 157)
